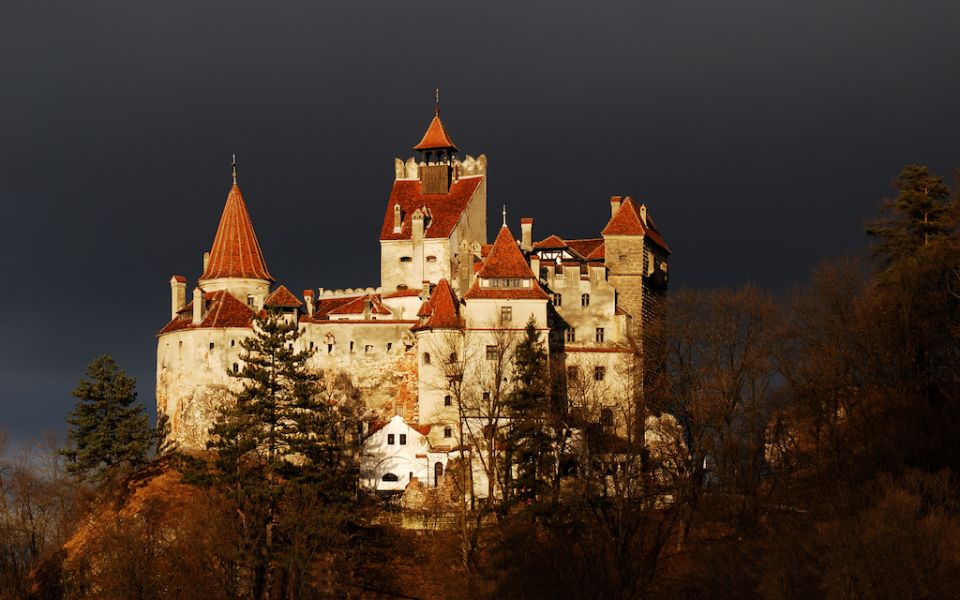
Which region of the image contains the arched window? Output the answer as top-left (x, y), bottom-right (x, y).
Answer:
top-left (434, 462), bottom-right (444, 486)
top-left (449, 352), bottom-right (457, 363)
top-left (423, 352), bottom-right (431, 365)
top-left (382, 473), bottom-right (399, 482)
top-left (444, 395), bottom-right (452, 406)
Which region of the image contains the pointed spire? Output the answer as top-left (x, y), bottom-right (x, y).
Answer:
top-left (199, 174), bottom-right (273, 283)
top-left (414, 94), bottom-right (458, 152)
top-left (502, 205), bottom-right (507, 227)
top-left (231, 154), bottom-right (237, 185)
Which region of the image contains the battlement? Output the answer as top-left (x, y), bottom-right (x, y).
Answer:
top-left (315, 286), bottom-right (383, 299)
top-left (394, 154), bottom-right (487, 181)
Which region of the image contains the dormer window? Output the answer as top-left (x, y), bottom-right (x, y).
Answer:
top-left (247, 295), bottom-right (255, 307)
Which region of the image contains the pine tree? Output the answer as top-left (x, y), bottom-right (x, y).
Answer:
top-left (867, 164), bottom-right (955, 264)
top-left (62, 355), bottom-right (156, 482)
top-left (507, 316), bottom-right (551, 503)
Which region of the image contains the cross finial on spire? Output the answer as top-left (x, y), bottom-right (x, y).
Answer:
top-left (231, 154), bottom-right (237, 185)
top-left (502, 204), bottom-right (507, 227)
top-left (435, 87), bottom-right (440, 115)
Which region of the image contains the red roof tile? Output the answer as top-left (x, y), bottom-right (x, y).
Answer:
top-left (379, 176), bottom-right (483, 241)
top-left (171, 275), bottom-right (187, 283)
top-left (413, 114), bottom-right (458, 151)
top-left (326, 295), bottom-right (392, 316)
top-left (382, 289), bottom-right (423, 299)
top-left (475, 226), bottom-right (534, 279)
top-left (565, 238), bottom-right (604, 260)
top-left (200, 184), bottom-right (273, 282)
top-left (533, 234), bottom-right (567, 249)
top-left (263, 285), bottom-right (302, 308)
top-left (601, 198), bottom-right (671, 253)
top-left (413, 279), bottom-right (463, 330)
top-left (158, 290), bottom-right (255, 334)
top-left (463, 281), bottom-right (550, 301)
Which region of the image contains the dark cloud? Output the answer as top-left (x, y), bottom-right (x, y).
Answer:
top-left (1, 0), bottom-right (958, 441)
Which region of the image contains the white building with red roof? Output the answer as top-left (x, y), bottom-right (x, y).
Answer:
top-left (156, 104), bottom-right (670, 497)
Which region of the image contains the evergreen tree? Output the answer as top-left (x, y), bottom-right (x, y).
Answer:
top-left (507, 317), bottom-right (551, 503)
top-left (62, 355), bottom-right (156, 482)
top-left (867, 164), bottom-right (955, 264)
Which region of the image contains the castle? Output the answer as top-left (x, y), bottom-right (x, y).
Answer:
top-left (156, 105), bottom-right (670, 494)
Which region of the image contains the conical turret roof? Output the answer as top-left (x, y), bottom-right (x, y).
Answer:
top-left (413, 114), bottom-right (458, 151)
top-left (200, 183), bottom-right (273, 282)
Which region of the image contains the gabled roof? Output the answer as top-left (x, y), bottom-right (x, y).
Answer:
top-left (200, 184), bottom-right (273, 282)
top-left (158, 290), bottom-right (255, 334)
top-left (565, 238), bottom-right (604, 260)
top-left (413, 114), bottom-right (458, 151)
top-left (380, 176), bottom-right (483, 241)
top-left (601, 197), bottom-right (671, 253)
top-left (413, 279), bottom-right (463, 331)
top-left (263, 285), bottom-right (302, 308)
top-left (475, 226), bottom-right (534, 279)
top-left (533, 234), bottom-right (567, 249)
top-left (326, 295), bottom-right (392, 316)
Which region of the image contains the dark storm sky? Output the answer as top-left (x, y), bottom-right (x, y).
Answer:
top-left (1, 1), bottom-right (958, 443)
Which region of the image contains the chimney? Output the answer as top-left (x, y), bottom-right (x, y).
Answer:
top-left (422, 280), bottom-right (431, 300)
top-left (610, 196), bottom-right (622, 218)
top-left (202, 251), bottom-right (210, 272)
top-left (520, 217), bottom-right (533, 251)
top-left (303, 289), bottom-right (315, 317)
top-left (412, 209), bottom-right (424, 242)
top-left (192, 287), bottom-right (203, 325)
top-left (639, 204), bottom-right (648, 227)
top-left (363, 296), bottom-right (372, 320)
top-left (393, 203), bottom-right (402, 232)
top-left (170, 276), bottom-right (186, 320)
top-left (530, 255), bottom-right (540, 279)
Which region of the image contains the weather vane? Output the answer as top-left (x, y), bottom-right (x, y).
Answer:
top-left (502, 204), bottom-right (507, 227)
top-left (435, 87), bottom-right (440, 115)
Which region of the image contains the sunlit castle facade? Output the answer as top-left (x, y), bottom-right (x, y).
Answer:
top-left (156, 104), bottom-right (670, 493)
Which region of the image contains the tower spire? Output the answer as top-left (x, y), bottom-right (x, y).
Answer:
top-left (435, 87), bottom-right (440, 115)
top-left (502, 205), bottom-right (507, 228)
top-left (231, 154), bottom-right (237, 185)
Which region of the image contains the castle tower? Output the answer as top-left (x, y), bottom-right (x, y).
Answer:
top-left (198, 159), bottom-right (273, 307)
top-left (380, 102), bottom-right (487, 296)
top-left (601, 196), bottom-right (670, 387)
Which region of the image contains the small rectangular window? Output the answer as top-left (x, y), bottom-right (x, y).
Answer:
top-left (444, 395), bottom-right (452, 406)
top-left (444, 426), bottom-right (452, 438)
top-left (365, 344), bottom-right (373, 353)
top-left (387, 342), bottom-right (392, 351)
top-left (350, 341), bottom-right (354, 353)
top-left (327, 344), bottom-right (333, 354)
top-left (594, 366), bottom-right (606, 381)
top-left (500, 306), bottom-right (512, 323)
top-left (233, 363), bottom-right (239, 373)
top-left (247, 295), bottom-right (255, 306)
top-left (399, 434), bottom-right (407, 445)
top-left (565, 328), bottom-right (576, 343)
top-left (486, 345), bottom-right (497, 360)
top-left (581, 293), bottom-right (590, 307)
top-left (387, 434), bottom-right (395, 445)
top-left (209, 342), bottom-right (215, 350)
top-left (482, 391), bottom-right (491, 401)
top-left (309, 341), bottom-right (314, 350)
top-left (400, 256), bottom-right (413, 263)
top-left (567, 366), bottom-right (579, 381)
top-left (553, 293), bottom-right (562, 307)
top-left (596, 327), bottom-right (604, 343)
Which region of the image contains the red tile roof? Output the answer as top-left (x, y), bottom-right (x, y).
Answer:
top-left (171, 275), bottom-right (187, 283)
top-left (382, 289), bottom-right (423, 299)
top-left (533, 234), bottom-right (567, 249)
top-left (601, 197), bottom-right (671, 253)
top-left (263, 285), bottom-right (302, 308)
top-left (158, 290), bottom-right (255, 334)
top-left (379, 176), bottom-right (483, 241)
top-left (413, 114), bottom-right (458, 151)
top-left (462, 282), bottom-right (549, 300)
top-left (565, 238), bottom-right (604, 260)
top-left (475, 226), bottom-right (534, 279)
top-left (325, 295), bottom-right (392, 316)
top-left (413, 279), bottom-right (463, 330)
top-left (200, 184), bottom-right (273, 282)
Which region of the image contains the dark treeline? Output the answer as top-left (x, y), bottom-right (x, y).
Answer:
top-left (2, 164), bottom-right (960, 599)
